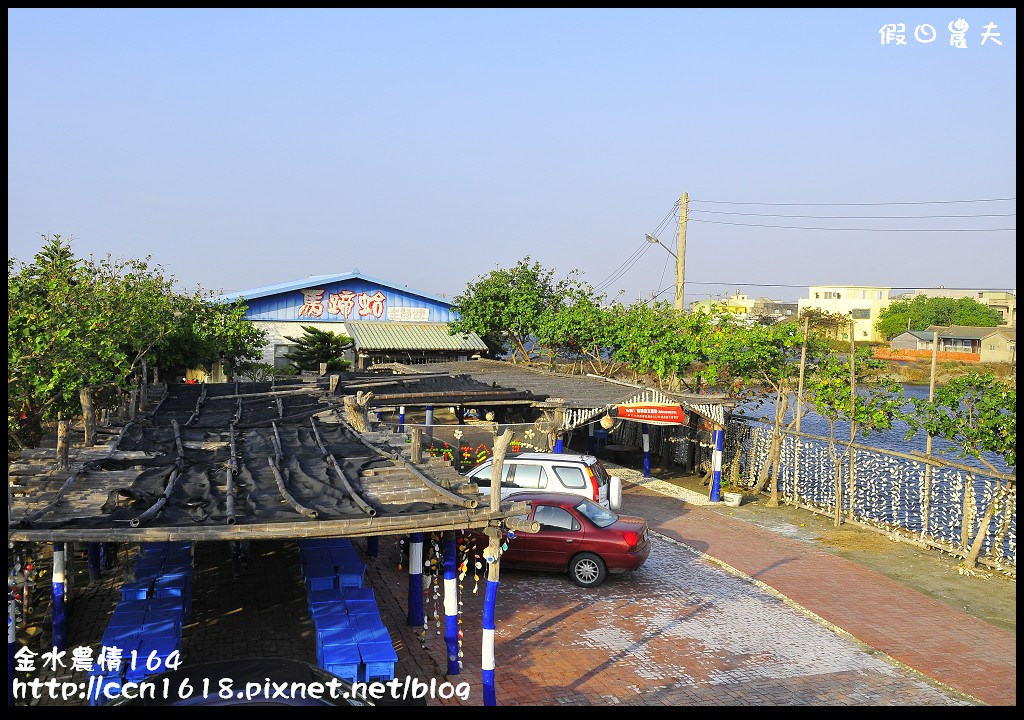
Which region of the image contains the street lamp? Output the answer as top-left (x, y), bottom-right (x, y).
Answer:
top-left (644, 233), bottom-right (676, 258)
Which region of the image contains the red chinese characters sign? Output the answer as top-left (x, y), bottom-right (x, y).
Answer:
top-left (298, 288), bottom-right (387, 319)
top-left (609, 403), bottom-right (688, 426)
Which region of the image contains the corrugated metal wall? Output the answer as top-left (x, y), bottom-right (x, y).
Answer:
top-left (244, 280), bottom-right (456, 323)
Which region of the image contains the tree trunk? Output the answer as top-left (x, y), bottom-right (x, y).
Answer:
top-left (56, 413), bottom-right (70, 471)
top-left (767, 441), bottom-right (782, 507)
top-left (79, 387), bottom-right (96, 447)
top-left (128, 386), bottom-right (138, 420)
top-left (343, 391), bottom-right (374, 433)
top-left (490, 428), bottom-right (515, 513)
top-left (962, 484), bottom-right (1004, 570)
top-left (140, 360), bottom-right (148, 408)
top-left (754, 389), bottom-right (788, 493)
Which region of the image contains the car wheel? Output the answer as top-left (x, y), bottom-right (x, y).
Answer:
top-left (569, 553), bottom-right (607, 588)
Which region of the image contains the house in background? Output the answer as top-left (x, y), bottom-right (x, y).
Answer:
top-left (692, 291), bottom-right (799, 326)
top-left (797, 285), bottom-right (893, 342)
top-left (927, 325), bottom-right (1016, 363)
top-left (889, 330), bottom-right (936, 352)
top-left (213, 270), bottom-right (487, 378)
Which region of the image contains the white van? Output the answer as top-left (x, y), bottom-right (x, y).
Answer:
top-left (464, 452), bottom-right (622, 511)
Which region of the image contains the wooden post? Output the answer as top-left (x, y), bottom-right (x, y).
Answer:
top-left (329, 374), bottom-right (339, 394)
top-left (56, 412), bottom-right (70, 471)
top-left (80, 387), bottom-right (96, 447)
top-left (793, 317), bottom-right (809, 506)
top-left (443, 531), bottom-right (460, 675)
top-left (128, 386), bottom-right (138, 421)
top-left (921, 330), bottom-right (938, 538)
top-left (411, 428), bottom-right (423, 464)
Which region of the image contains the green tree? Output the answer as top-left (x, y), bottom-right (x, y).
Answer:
top-left (876, 295), bottom-right (1004, 339)
top-left (282, 326), bottom-right (353, 372)
top-left (805, 346), bottom-right (905, 526)
top-left (535, 280), bottom-right (620, 375)
top-left (449, 257), bottom-right (566, 364)
top-left (902, 371), bottom-right (1015, 570)
top-left (8, 235), bottom-right (124, 452)
top-left (716, 320), bottom-right (827, 504)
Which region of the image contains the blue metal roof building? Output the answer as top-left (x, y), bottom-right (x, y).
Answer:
top-left (215, 270), bottom-right (485, 373)
top-left (216, 269), bottom-right (459, 324)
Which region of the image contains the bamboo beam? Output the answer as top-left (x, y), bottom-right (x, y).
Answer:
top-left (129, 468), bottom-right (180, 528)
top-left (267, 457), bottom-right (318, 520)
top-left (331, 409), bottom-right (477, 508)
top-left (309, 419), bottom-right (377, 517)
top-left (8, 501), bottom-right (532, 543)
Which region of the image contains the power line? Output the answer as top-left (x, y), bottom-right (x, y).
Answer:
top-left (688, 218), bottom-right (1015, 231)
top-left (690, 209), bottom-right (1016, 220)
top-left (691, 197), bottom-right (1015, 206)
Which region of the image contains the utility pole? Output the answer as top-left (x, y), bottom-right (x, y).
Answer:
top-left (675, 192), bottom-right (688, 312)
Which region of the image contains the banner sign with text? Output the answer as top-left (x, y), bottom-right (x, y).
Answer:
top-left (609, 403), bottom-right (688, 426)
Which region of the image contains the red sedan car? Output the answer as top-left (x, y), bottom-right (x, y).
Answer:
top-left (476, 492), bottom-right (651, 587)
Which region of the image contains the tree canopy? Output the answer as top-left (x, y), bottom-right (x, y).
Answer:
top-left (8, 235), bottom-right (267, 449)
top-left (903, 371), bottom-right (1015, 472)
top-left (876, 295), bottom-right (1004, 339)
top-left (448, 257), bottom-right (568, 363)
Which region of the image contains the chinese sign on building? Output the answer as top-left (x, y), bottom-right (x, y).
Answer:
top-left (297, 288), bottom-right (388, 319)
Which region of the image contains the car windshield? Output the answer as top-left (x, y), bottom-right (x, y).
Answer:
top-left (574, 499), bottom-right (618, 528)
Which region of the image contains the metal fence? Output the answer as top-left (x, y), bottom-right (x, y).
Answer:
top-left (724, 418), bottom-right (1016, 574)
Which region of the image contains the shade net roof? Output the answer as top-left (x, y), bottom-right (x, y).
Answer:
top-left (8, 380), bottom-right (518, 542)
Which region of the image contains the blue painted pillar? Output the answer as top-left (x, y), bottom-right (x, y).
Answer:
top-left (52, 543), bottom-right (67, 650)
top-left (99, 542), bottom-right (110, 571)
top-left (407, 533), bottom-right (424, 627)
top-left (375, 411), bottom-right (382, 423)
top-left (87, 543), bottom-right (101, 582)
top-left (642, 426), bottom-right (651, 477)
top-left (366, 536), bottom-right (379, 558)
top-left (8, 589), bottom-right (16, 706)
top-left (587, 423), bottom-right (595, 455)
top-left (482, 576), bottom-right (499, 705)
top-left (710, 427), bottom-right (724, 502)
top-left (553, 435), bottom-right (563, 453)
top-left (398, 406), bottom-right (405, 433)
top-left (425, 406), bottom-right (434, 444)
top-left (442, 532), bottom-right (459, 675)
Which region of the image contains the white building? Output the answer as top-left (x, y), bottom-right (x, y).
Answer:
top-left (797, 285), bottom-right (893, 342)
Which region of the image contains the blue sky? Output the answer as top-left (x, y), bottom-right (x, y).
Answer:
top-left (7, 8), bottom-right (1016, 305)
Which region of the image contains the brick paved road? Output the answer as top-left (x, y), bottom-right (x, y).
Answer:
top-left (367, 533), bottom-right (976, 706)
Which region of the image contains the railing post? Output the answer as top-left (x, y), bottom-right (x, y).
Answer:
top-left (8, 589), bottom-right (16, 707)
top-left (407, 533), bottom-right (424, 627)
top-left (642, 425), bottom-right (651, 478)
top-left (710, 426), bottom-right (724, 502)
top-left (52, 543), bottom-right (67, 650)
top-left (443, 531), bottom-right (460, 675)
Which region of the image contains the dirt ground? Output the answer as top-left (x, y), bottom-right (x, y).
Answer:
top-left (642, 468), bottom-right (1016, 633)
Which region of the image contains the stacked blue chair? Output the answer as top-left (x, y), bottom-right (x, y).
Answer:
top-left (299, 539), bottom-right (396, 683)
top-left (90, 542), bottom-right (193, 705)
